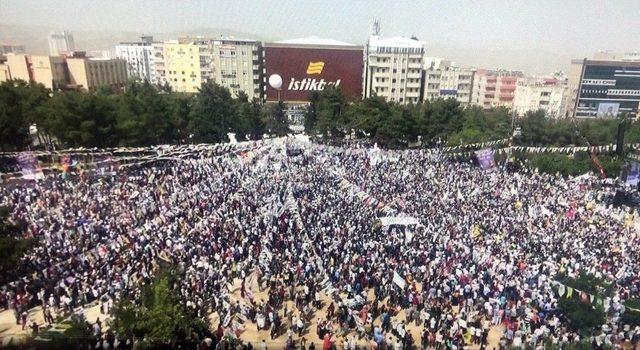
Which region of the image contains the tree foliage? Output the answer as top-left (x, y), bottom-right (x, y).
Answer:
top-left (2, 80), bottom-right (639, 178)
top-left (556, 273), bottom-right (610, 335)
top-left (110, 272), bottom-right (210, 349)
top-left (0, 80), bottom-right (287, 150)
top-left (0, 206), bottom-right (37, 285)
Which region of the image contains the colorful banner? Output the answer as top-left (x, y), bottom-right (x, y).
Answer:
top-left (475, 149), bottom-right (495, 169)
top-left (17, 152), bottom-right (44, 180)
top-left (60, 155), bottom-right (71, 172)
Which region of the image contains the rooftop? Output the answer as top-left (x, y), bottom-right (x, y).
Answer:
top-left (274, 36), bottom-right (355, 46)
top-left (368, 35), bottom-right (426, 49)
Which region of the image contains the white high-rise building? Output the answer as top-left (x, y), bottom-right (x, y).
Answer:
top-left (115, 36), bottom-right (157, 83)
top-left (363, 35), bottom-right (426, 104)
top-left (514, 74), bottom-right (568, 118)
top-left (48, 31), bottom-right (75, 56)
top-left (423, 60), bottom-right (476, 106)
top-left (211, 38), bottom-right (262, 100)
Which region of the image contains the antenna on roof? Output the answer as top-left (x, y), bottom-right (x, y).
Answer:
top-left (371, 18), bottom-right (381, 36)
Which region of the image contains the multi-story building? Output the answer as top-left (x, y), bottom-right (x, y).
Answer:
top-left (471, 69), bottom-right (523, 109)
top-left (592, 51), bottom-right (640, 62)
top-left (0, 54), bottom-right (67, 90)
top-left (423, 59), bottom-right (475, 105)
top-left (567, 58), bottom-right (640, 118)
top-left (0, 44), bottom-right (26, 55)
top-left (115, 36), bottom-right (156, 83)
top-left (154, 39), bottom-right (208, 93)
top-left (514, 74), bottom-right (568, 118)
top-left (66, 53), bottom-right (127, 91)
top-left (0, 52), bottom-right (125, 91)
top-left (363, 35), bottom-right (426, 104)
top-left (0, 56), bottom-right (10, 82)
top-left (48, 31), bottom-right (75, 56)
top-left (211, 39), bottom-right (262, 100)
top-left (152, 42), bottom-right (167, 86)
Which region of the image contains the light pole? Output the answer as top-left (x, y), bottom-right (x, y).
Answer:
top-left (268, 74), bottom-right (285, 135)
top-left (268, 73), bottom-right (283, 103)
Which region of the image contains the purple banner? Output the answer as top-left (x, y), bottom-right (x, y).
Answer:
top-left (475, 148), bottom-right (495, 169)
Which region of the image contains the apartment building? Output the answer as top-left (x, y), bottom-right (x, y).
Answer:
top-left (364, 35), bottom-right (426, 104)
top-left (514, 75), bottom-right (568, 118)
top-left (471, 69), bottom-right (523, 109)
top-left (211, 39), bottom-right (262, 100)
top-left (66, 55), bottom-right (127, 91)
top-left (154, 39), bottom-right (209, 93)
top-left (115, 36), bottom-right (156, 83)
top-left (423, 59), bottom-right (475, 105)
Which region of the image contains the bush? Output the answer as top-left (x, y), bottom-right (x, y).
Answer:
top-left (622, 298), bottom-right (640, 327)
top-left (556, 273), bottom-right (611, 335)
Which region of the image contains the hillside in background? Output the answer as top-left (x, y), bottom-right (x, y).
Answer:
top-left (0, 23), bottom-right (268, 54)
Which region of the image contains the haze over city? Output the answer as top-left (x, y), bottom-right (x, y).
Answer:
top-left (2, 0), bottom-right (640, 74)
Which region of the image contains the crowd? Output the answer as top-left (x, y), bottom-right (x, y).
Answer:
top-left (1, 139), bottom-right (640, 349)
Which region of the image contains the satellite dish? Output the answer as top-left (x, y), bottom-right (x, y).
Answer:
top-left (268, 74), bottom-right (283, 90)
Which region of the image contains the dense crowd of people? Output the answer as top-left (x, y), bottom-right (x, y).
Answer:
top-left (1, 139), bottom-right (640, 349)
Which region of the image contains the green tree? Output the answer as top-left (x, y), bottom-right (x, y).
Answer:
top-left (347, 96), bottom-right (392, 140)
top-left (447, 106), bottom-right (510, 145)
top-left (304, 91), bottom-right (320, 134)
top-left (0, 80), bottom-right (50, 151)
top-left (188, 82), bottom-right (238, 143)
top-left (115, 81), bottom-right (173, 146)
top-left (247, 99), bottom-right (265, 140)
top-left (517, 110), bottom-right (577, 146)
top-left (110, 272), bottom-right (210, 349)
top-left (556, 273), bottom-right (610, 334)
top-left (166, 93), bottom-right (193, 143)
top-left (38, 91), bottom-right (119, 148)
top-left (315, 86), bottom-right (347, 139)
top-left (622, 299), bottom-right (640, 327)
top-left (375, 105), bottom-right (417, 147)
top-left (262, 101), bottom-right (289, 137)
top-left (0, 206), bottom-right (37, 285)
top-left (415, 98), bottom-right (464, 143)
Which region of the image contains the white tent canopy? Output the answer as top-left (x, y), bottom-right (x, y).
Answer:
top-left (378, 216), bottom-right (420, 226)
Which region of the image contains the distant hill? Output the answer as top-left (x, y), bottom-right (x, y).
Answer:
top-left (0, 23), bottom-right (270, 55)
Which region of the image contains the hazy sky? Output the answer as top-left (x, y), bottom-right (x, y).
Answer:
top-left (2, 0), bottom-right (639, 74)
